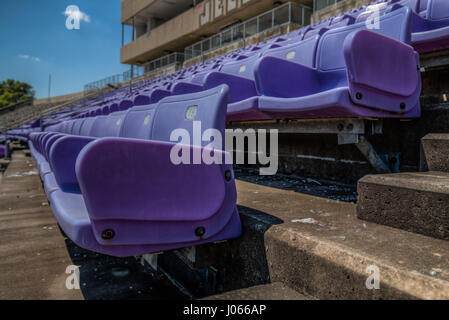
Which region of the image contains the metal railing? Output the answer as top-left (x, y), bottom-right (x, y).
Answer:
top-left (144, 52), bottom-right (184, 73)
top-left (39, 87), bottom-right (113, 129)
top-left (0, 99), bottom-right (33, 117)
top-left (184, 2), bottom-right (312, 61)
top-left (122, 66), bottom-right (145, 82)
top-left (84, 74), bottom-right (125, 92)
top-left (313, 0), bottom-right (348, 12)
top-left (84, 52), bottom-right (184, 92)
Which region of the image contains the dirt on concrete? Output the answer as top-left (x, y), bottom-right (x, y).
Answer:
top-left (234, 166), bottom-right (358, 203)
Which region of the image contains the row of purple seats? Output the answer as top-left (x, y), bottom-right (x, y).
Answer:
top-left (320, 0), bottom-right (449, 53)
top-left (29, 86), bottom-right (242, 258)
top-left (254, 6), bottom-right (421, 120)
top-left (53, 0), bottom-right (445, 125)
top-left (144, 7), bottom-right (420, 121)
top-left (6, 126), bottom-right (40, 141)
top-left (396, 0), bottom-right (449, 52)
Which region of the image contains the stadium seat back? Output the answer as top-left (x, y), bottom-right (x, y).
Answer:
top-left (109, 102), bottom-right (119, 113)
top-left (89, 116), bottom-right (109, 137)
top-left (61, 120), bottom-right (75, 134)
top-left (102, 105), bottom-right (110, 115)
top-left (103, 111), bottom-right (127, 137)
top-left (330, 14), bottom-right (356, 28)
top-left (261, 34), bottom-right (322, 68)
top-left (79, 118), bottom-right (96, 136)
top-left (71, 119), bottom-right (85, 135)
top-left (219, 54), bottom-right (261, 79)
top-left (317, 6), bottom-right (412, 73)
top-left (150, 85), bottom-right (228, 149)
top-left (119, 104), bottom-right (156, 140)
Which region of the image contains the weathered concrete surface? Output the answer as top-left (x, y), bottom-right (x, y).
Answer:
top-left (234, 180), bottom-right (449, 300)
top-left (204, 282), bottom-right (311, 300)
top-left (422, 134), bottom-right (449, 172)
top-left (0, 150), bottom-right (186, 300)
top-left (357, 172), bottom-right (449, 241)
top-left (0, 151), bottom-right (83, 300)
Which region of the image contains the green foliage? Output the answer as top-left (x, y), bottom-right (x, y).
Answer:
top-left (0, 79), bottom-right (35, 109)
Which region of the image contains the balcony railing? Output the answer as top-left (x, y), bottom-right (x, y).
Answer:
top-left (84, 74), bottom-right (125, 92)
top-left (313, 0), bottom-right (348, 12)
top-left (184, 2), bottom-right (312, 61)
top-left (144, 52), bottom-right (185, 73)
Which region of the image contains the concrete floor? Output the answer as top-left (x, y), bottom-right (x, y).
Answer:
top-left (0, 150), bottom-right (185, 300)
top-left (235, 179), bottom-right (449, 299)
top-left (2, 149), bottom-right (448, 300)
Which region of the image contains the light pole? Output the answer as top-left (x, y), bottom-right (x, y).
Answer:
top-left (48, 74), bottom-right (52, 103)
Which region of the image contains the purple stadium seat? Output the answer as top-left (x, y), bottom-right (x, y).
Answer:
top-left (118, 97), bottom-right (134, 110)
top-left (119, 104), bottom-right (156, 139)
top-left (46, 85), bottom-right (241, 257)
top-left (71, 119), bottom-right (85, 136)
top-left (102, 105), bottom-right (111, 115)
top-left (407, 0), bottom-right (449, 52)
top-left (256, 7), bottom-right (421, 119)
top-left (109, 102), bottom-right (119, 113)
top-left (202, 32), bottom-right (326, 120)
top-left (133, 87), bottom-right (171, 106)
top-left (330, 14), bottom-right (356, 28)
top-left (79, 118), bottom-right (96, 136)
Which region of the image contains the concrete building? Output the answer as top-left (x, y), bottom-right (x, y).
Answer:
top-left (120, 0), bottom-right (313, 67)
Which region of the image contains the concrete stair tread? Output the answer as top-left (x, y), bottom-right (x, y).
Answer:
top-left (235, 180), bottom-right (449, 299)
top-left (358, 171), bottom-right (449, 193)
top-left (204, 282), bottom-right (312, 300)
top-left (357, 171), bottom-right (449, 241)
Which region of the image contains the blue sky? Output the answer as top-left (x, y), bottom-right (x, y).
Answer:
top-left (0, 0), bottom-right (132, 98)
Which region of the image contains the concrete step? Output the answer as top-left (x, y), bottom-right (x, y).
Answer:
top-left (203, 282), bottom-right (312, 300)
top-left (357, 171), bottom-right (449, 240)
top-left (421, 134), bottom-right (449, 172)
top-left (167, 180), bottom-right (449, 300)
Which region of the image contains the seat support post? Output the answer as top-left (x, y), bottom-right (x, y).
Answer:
top-left (142, 253), bottom-right (161, 271)
top-left (355, 135), bottom-right (391, 173)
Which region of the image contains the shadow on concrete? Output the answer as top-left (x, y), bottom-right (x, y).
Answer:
top-left (61, 230), bottom-right (187, 300)
top-left (143, 205), bottom-right (284, 299)
top-left (196, 205), bottom-right (284, 297)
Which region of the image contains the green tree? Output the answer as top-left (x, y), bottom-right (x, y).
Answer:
top-left (0, 79), bottom-right (35, 109)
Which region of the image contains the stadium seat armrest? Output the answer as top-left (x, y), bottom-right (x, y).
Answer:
top-left (254, 56), bottom-right (320, 98)
top-left (204, 72), bottom-right (258, 103)
top-left (75, 137), bottom-right (233, 223)
top-left (49, 135), bottom-right (96, 193)
top-left (344, 29), bottom-right (420, 99)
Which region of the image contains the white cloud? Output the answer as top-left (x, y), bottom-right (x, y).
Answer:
top-left (63, 5), bottom-right (90, 23)
top-left (19, 54), bottom-right (40, 62)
